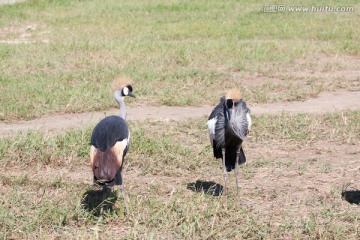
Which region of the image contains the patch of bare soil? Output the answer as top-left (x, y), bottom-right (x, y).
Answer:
top-left (0, 23), bottom-right (49, 44)
top-left (252, 90), bottom-right (360, 114)
top-left (0, 90), bottom-right (359, 138)
top-left (245, 141), bottom-right (360, 208)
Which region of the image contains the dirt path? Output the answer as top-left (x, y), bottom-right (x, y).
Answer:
top-left (0, 90), bottom-right (359, 138)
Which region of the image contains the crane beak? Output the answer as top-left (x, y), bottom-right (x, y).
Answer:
top-left (128, 92), bottom-right (136, 98)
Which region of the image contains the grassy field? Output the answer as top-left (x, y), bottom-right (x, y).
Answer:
top-left (0, 111), bottom-right (359, 239)
top-left (1, 0), bottom-right (359, 239)
top-left (0, 0), bottom-right (359, 120)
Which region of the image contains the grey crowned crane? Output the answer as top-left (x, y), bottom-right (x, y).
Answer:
top-left (90, 81), bottom-right (135, 216)
top-left (207, 89), bottom-right (251, 205)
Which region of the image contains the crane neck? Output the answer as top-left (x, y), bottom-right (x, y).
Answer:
top-left (114, 90), bottom-right (126, 120)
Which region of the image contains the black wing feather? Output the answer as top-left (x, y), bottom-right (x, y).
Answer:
top-left (208, 97), bottom-right (225, 120)
top-left (209, 97), bottom-right (249, 172)
top-left (91, 115), bottom-right (129, 152)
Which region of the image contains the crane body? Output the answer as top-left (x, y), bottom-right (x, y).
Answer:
top-left (90, 115), bottom-right (129, 185)
top-left (207, 90), bottom-right (251, 205)
top-left (90, 82), bottom-right (135, 216)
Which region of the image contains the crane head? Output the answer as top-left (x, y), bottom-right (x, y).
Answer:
top-left (113, 76), bottom-right (136, 98)
top-left (224, 89), bottom-right (242, 120)
top-left (225, 89), bottom-right (241, 108)
top-left (121, 84), bottom-right (136, 98)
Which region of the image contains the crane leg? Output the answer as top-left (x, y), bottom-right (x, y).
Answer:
top-left (99, 185), bottom-right (107, 220)
top-left (222, 148), bottom-right (228, 208)
top-left (115, 169), bottom-right (129, 217)
top-left (119, 184), bottom-right (129, 217)
top-left (235, 146), bottom-right (241, 206)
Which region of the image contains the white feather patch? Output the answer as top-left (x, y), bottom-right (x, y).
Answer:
top-left (90, 145), bottom-right (96, 166)
top-left (246, 113), bottom-right (252, 131)
top-left (207, 117), bottom-right (217, 135)
top-left (119, 137), bottom-right (128, 152)
top-left (113, 137), bottom-right (128, 167)
top-left (123, 87), bottom-right (129, 96)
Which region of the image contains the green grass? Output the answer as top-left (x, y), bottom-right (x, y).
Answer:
top-left (1, 111), bottom-right (359, 169)
top-left (251, 111), bottom-right (360, 144)
top-left (0, 111), bottom-right (359, 238)
top-left (0, 0), bottom-right (359, 120)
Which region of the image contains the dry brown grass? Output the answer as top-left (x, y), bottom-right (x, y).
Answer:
top-left (0, 111), bottom-right (359, 239)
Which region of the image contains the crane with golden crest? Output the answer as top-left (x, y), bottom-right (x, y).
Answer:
top-left (207, 89), bottom-right (251, 205)
top-left (90, 77), bottom-right (135, 216)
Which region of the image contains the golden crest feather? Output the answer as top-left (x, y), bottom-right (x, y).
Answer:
top-left (226, 89), bottom-right (242, 101)
top-left (112, 75), bottom-right (133, 91)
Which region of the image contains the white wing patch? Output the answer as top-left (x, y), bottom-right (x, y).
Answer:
top-left (246, 113), bottom-right (252, 131)
top-left (119, 137), bottom-right (128, 152)
top-left (207, 117), bottom-right (217, 136)
top-left (90, 145), bottom-right (97, 166)
top-left (113, 137), bottom-right (128, 167)
top-left (123, 87), bottom-right (129, 96)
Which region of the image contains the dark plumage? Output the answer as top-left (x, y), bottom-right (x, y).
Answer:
top-left (91, 115), bottom-right (129, 152)
top-left (208, 97), bottom-right (249, 171)
top-left (90, 115), bottom-right (129, 184)
top-left (207, 90), bottom-right (251, 204)
top-left (90, 82), bottom-right (135, 216)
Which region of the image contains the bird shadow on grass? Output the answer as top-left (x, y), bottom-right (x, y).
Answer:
top-left (342, 190), bottom-right (360, 205)
top-left (81, 188), bottom-right (118, 217)
top-left (187, 180), bottom-right (223, 196)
